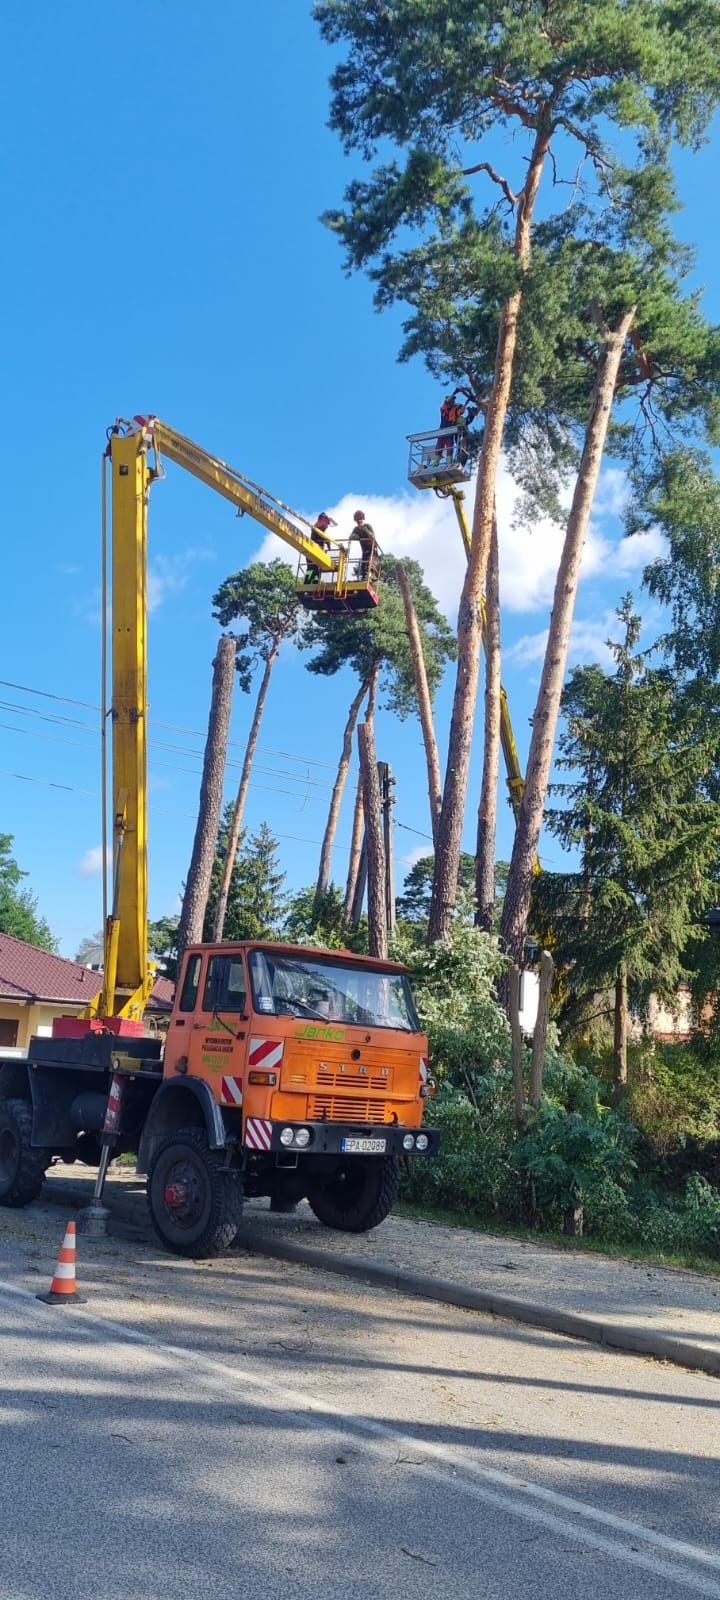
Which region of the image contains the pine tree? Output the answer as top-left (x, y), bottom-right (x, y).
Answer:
top-left (303, 554), bottom-right (454, 912)
top-left (211, 561), bottom-right (303, 939)
top-left (535, 599), bottom-right (720, 1096)
top-left (203, 811), bottom-right (286, 944)
top-left (314, 0), bottom-right (720, 946)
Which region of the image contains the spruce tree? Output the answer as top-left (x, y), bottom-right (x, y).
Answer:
top-left (536, 599), bottom-right (720, 1095)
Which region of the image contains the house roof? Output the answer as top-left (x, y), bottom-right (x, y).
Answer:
top-left (0, 933), bottom-right (102, 1005)
top-left (147, 975), bottom-right (175, 1012)
top-left (0, 932), bottom-right (174, 1012)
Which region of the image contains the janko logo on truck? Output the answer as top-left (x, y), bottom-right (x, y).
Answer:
top-left (295, 1024), bottom-right (345, 1042)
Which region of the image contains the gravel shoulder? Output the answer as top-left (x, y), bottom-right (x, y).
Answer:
top-left (40, 1163), bottom-right (720, 1371)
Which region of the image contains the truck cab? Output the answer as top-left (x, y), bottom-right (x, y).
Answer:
top-left (140, 941), bottom-right (437, 1253)
top-left (0, 946), bottom-right (437, 1261)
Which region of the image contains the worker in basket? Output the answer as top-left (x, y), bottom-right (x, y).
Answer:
top-left (351, 510), bottom-right (379, 583)
top-left (436, 391), bottom-right (467, 461)
top-left (305, 510), bottom-right (336, 584)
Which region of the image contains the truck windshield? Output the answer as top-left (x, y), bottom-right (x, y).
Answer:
top-left (248, 951), bottom-right (420, 1033)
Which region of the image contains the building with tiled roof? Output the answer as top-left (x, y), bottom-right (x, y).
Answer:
top-left (0, 932), bottom-right (174, 1050)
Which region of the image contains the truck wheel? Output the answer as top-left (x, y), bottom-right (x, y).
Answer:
top-left (306, 1155), bottom-right (399, 1233)
top-left (147, 1128), bottom-right (243, 1258)
top-left (0, 1099), bottom-right (49, 1208)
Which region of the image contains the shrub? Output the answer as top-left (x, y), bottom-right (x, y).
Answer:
top-left (402, 1082), bottom-right (518, 1217)
top-left (517, 1103), bottom-right (637, 1225)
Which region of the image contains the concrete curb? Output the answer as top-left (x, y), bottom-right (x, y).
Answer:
top-left (43, 1177), bottom-right (720, 1379)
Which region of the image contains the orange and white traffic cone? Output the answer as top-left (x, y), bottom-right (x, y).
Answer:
top-left (36, 1220), bottom-right (86, 1305)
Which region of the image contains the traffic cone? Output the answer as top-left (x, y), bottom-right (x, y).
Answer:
top-left (36, 1220), bottom-right (86, 1305)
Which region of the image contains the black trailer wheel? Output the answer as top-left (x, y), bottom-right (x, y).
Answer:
top-left (0, 1098), bottom-right (50, 1208)
top-left (147, 1128), bottom-right (243, 1258)
top-left (306, 1155), bottom-right (399, 1233)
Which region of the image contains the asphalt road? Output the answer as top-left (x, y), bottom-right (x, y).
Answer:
top-left (1, 1197), bottom-right (720, 1600)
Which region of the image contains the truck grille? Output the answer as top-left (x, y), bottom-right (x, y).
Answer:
top-left (308, 1095), bottom-right (388, 1125)
top-left (317, 1069), bottom-right (389, 1091)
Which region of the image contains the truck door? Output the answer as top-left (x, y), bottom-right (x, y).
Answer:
top-left (185, 952), bottom-right (249, 1109)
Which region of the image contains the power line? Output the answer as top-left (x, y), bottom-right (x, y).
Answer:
top-left (0, 677), bottom-right (341, 772)
top-left (0, 765), bottom-right (352, 853)
top-left (0, 704), bottom-right (334, 794)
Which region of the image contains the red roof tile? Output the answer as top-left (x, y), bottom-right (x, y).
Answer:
top-left (0, 933), bottom-right (176, 1015)
top-left (147, 975), bottom-right (175, 1012)
top-left (0, 933), bottom-right (102, 1005)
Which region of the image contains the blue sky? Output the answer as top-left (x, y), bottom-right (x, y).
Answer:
top-left (1, 4), bottom-right (719, 957)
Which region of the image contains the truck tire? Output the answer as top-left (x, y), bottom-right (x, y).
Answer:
top-left (0, 1098), bottom-right (50, 1208)
top-left (146, 1128), bottom-right (243, 1258)
top-left (306, 1155), bottom-right (399, 1233)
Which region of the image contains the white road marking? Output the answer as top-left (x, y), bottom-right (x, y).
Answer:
top-left (2, 1275), bottom-right (719, 1595)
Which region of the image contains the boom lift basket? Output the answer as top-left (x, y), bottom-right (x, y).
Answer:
top-left (407, 426), bottom-right (473, 489)
top-left (297, 539), bottom-right (382, 613)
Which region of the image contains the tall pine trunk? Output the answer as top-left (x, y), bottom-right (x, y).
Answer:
top-left (500, 306), bottom-right (636, 964)
top-left (177, 637), bottom-right (236, 963)
top-left (475, 515), bottom-right (501, 930)
top-left (344, 777), bottom-right (364, 919)
top-left (343, 661), bottom-right (379, 920)
top-left (428, 125), bottom-right (551, 943)
top-left (212, 640), bottom-right (279, 941)
top-left (613, 968), bottom-right (628, 1101)
top-left (396, 562), bottom-right (443, 846)
top-left (313, 676), bottom-right (369, 917)
top-left (358, 720), bottom-right (387, 959)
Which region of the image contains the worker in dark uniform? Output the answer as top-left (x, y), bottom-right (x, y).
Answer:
top-left (305, 511), bottom-right (335, 584)
top-left (352, 510), bottom-right (377, 582)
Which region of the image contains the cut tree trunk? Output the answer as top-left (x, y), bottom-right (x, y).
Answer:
top-left (358, 721), bottom-right (387, 959)
top-left (500, 305), bottom-right (636, 965)
top-left (475, 514), bottom-right (501, 930)
top-left (343, 661), bottom-right (380, 922)
top-left (177, 637), bottom-right (235, 962)
top-left (313, 676), bottom-right (369, 919)
top-left (212, 640), bottom-right (279, 941)
top-left (396, 562), bottom-right (443, 846)
top-left (428, 126), bottom-right (551, 943)
top-left (613, 968), bottom-right (628, 1102)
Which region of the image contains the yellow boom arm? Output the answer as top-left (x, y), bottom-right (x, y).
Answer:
top-left (95, 415), bottom-right (349, 1020)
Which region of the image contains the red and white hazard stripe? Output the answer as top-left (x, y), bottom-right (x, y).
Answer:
top-left (245, 1117), bottom-right (273, 1151)
top-left (248, 1038), bottom-right (284, 1072)
top-left (220, 1076), bottom-right (243, 1107)
top-left (419, 1057), bottom-right (428, 1084)
top-left (103, 1073), bottom-right (125, 1134)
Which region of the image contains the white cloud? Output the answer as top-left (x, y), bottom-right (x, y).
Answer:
top-left (508, 609), bottom-right (624, 672)
top-left (75, 845), bottom-right (110, 878)
top-left (251, 464), bottom-right (666, 621)
top-left (147, 546), bottom-right (213, 614)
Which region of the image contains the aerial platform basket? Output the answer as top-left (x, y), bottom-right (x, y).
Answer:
top-left (407, 426), bottom-right (474, 490)
top-left (296, 537), bottom-right (382, 614)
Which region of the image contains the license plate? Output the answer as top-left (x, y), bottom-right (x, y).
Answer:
top-left (341, 1136), bottom-right (387, 1154)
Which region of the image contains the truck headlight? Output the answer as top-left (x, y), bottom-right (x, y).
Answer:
top-left (294, 1127), bottom-right (311, 1148)
top-left (415, 1133), bottom-right (429, 1151)
top-left (280, 1127), bottom-right (294, 1147)
top-left (402, 1133), bottom-right (415, 1151)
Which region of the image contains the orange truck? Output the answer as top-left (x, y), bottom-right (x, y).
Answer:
top-left (0, 939), bottom-right (437, 1256)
